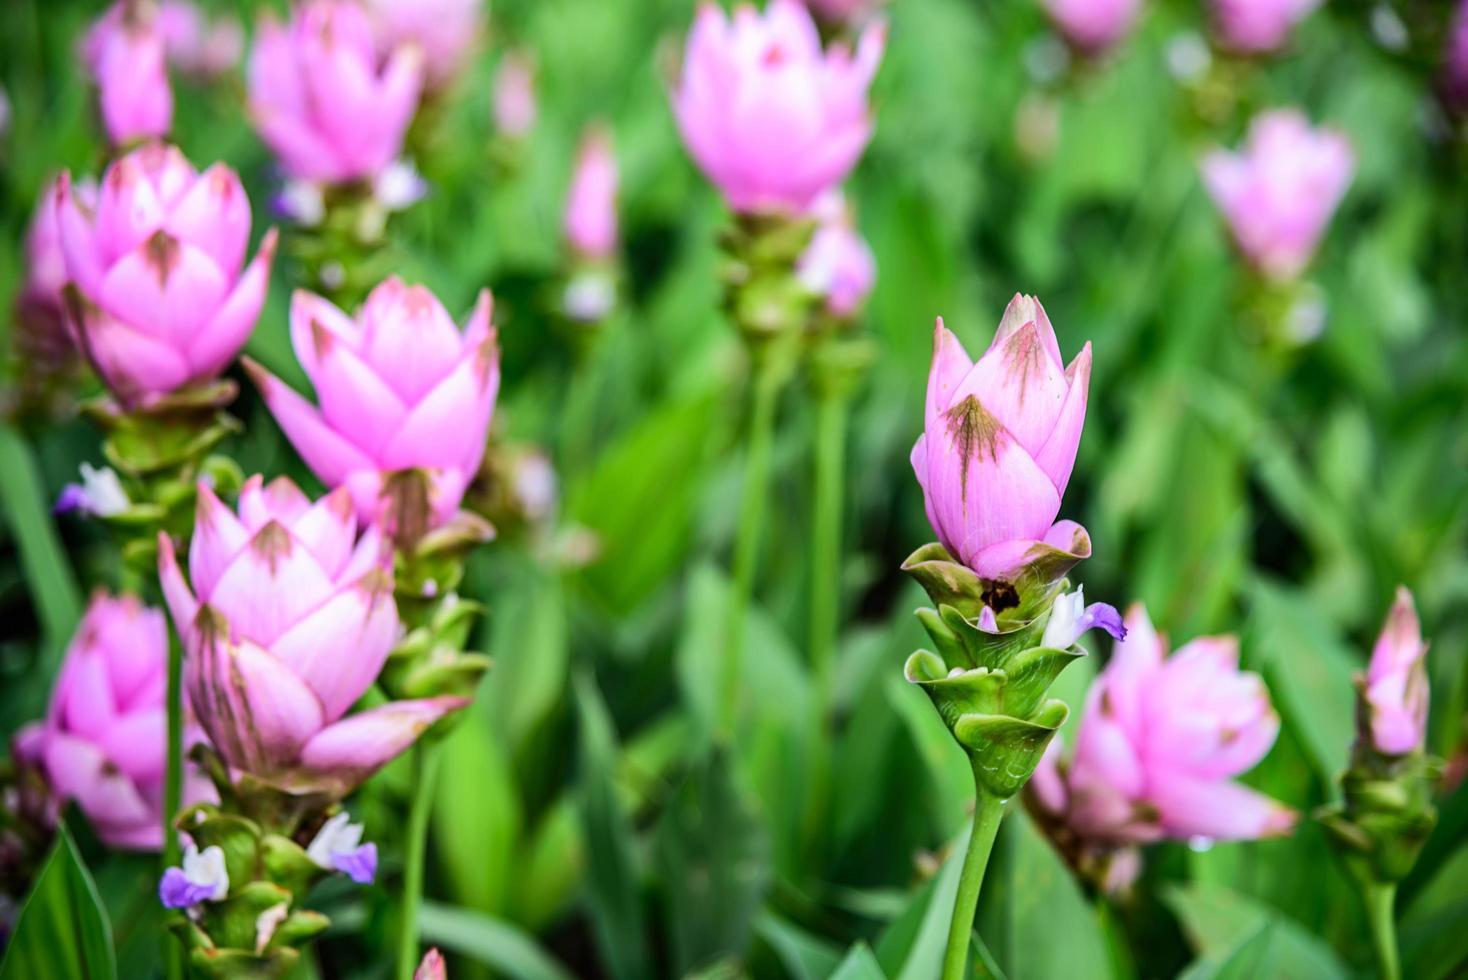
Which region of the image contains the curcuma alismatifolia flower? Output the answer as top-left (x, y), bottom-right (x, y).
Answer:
top-left (247, 0), bottom-right (424, 184)
top-left (797, 191), bottom-right (875, 318)
top-left (13, 593), bottom-right (213, 851)
top-left (244, 279), bottom-right (500, 531)
top-left (53, 142), bottom-right (277, 405)
top-left (81, 1), bottom-right (173, 147)
top-left (1363, 587), bottom-right (1430, 757)
top-left (671, 0), bottom-right (885, 215)
top-left (1209, 0), bottom-right (1321, 55)
top-left (1041, 0), bottom-right (1143, 56)
top-left (365, 0), bottom-right (483, 91)
top-left (1441, 2), bottom-right (1468, 114)
top-left (564, 126), bottom-right (619, 260)
top-left (157, 475), bottom-right (467, 797)
top-left (156, 0), bottom-right (244, 79)
top-left (1027, 604), bottom-right (1294, 887)
top-left (1201, 109), bottom-right (1353, 283)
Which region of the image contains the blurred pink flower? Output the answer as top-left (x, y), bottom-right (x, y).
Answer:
top-left (1032, 605), bottom-right (1295, 847)
top-left (247, 0), bottom-right (424, 183)
top-left (802, 0), bottom-right (884, 23)
top-left (910, 295), bottom-right (1092, 578)
top-left (245, 279), bottom-right (500, 528)
top-left (797, 191), bottom-right (875, 316)
top-left (158, 476), bottom-right (466, 796)
top-left (670, 0), bottom-right (885, 214)
top-left (157, 0), bottom-right (243, 78)
top-left (1042, 0), bottom-right (1143, 55)
top-left (14, 593), bottom-right (213, 851)
top-left (1211, 0), bottom-right (1321, 54)
top-left (16, 177), bottom-right (92, 364)
top-left (1440, 1), bottom-right (1468, 112)
top-left (82, 2), bottom-right (173, 146)
top-left (54, 143), bottom-right (277, 405)
top-left (367, 0), bottom-right (483, 89)
top-left (493, 51), bottom-right (537, 138)
top-left (415, 949), bottom-right (447, 980)
top-left (1364, 587), bottom-right (1430, 756)
top-left (564, 126), bottom-right (619, 259)
top-left (1201, 109), bottom-right (1353, 281)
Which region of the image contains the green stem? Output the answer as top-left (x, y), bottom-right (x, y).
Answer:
top-left (1363, 882), bottom-right (1400, 980)
top-left (716, 353), bottom-right (784, 741)
top-left (942, 781), bottom-right (1006, 980)
top-left (560, 327), bottom-right (603, 480)
top-left (163, 626), bottom-right (184, 980)
top-left (397, 741), bottom-right (444, 980)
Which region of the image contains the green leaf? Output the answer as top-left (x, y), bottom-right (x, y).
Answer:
top-left (1177, 924), bottom-right (1277, 980)
top-left (1163, 881), bottom-right (1350, 980)
top-left (486, 569), bottom-right (570, 755)
top-left (0, 424), bottom-right (83, 661)
top-left (872, 823), bottom-right (963, 980)
top-left (416, 901), bottom-right (573, 980)
top-left (829, 942), bottom-right (888, 980)
top-left (755, 909), bottom-right (843, 980)
top-left (1402, 841), bottom-right (1468, 980)
top-left (1003, 808), bottom-right (1112, 980)
top-left (431, 705), bottom-right (522, 916)
top-left (1, 826), bottom-right (117, 980)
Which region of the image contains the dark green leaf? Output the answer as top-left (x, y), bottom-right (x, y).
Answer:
top-left (1, 826), bottom-right (116, 980)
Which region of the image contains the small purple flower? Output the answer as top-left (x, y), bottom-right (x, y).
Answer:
top-left (306, 811), bottom-right (377, 885)
top-left (55, 463), bottom-right (129, 518)
top-left (159, 844), bottom-right (228, 909)
top-left (1041, 586), bottom-right (1126, 649)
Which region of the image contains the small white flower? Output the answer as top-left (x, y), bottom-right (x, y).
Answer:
top-left (159, 843), bottom-right (229, 909)
top-left (373, 160), bottom-right (428, 212)
top-left (307, 812), bottom-right (378, 885)
top-left (255, 902), bottom-right (290, 954)
top-left (1042, 587), bottom-right (1088, 651)
top-left (58, 463), bottom-right (130, 518)
top-left (278, 179), bottom-right (325, 227)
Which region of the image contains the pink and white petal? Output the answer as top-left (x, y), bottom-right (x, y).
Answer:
top-left (58, 652), bottom-right (119, 740)
top-left (1150, 774), bottom-right (1296, 842)
top-left (94, 155), bottom-right (167, 265)
top-left (298, 696), bottom-right (467, 789)
top-left (1032, 342), bottom-right (1091, 497)
top-left (238, 474), bottom-right (312, 530)
top-left (359, 281), bottom-right (472, 402)
top-left (270, 578), bottom-right (399, 723)
top-left (289, 289), bottom-right (361, 379)
top-left (207, 521), bottom-right (337, 646)
top-left (283, 487), bottom-right (358, 581)
top-left (54, 175), bottom-right (107, 299)
top-left (337, 521), bottom-right (393, 584)
top-left (42, 733), bottom-right (155, 830)
top-left (164, 163), bottom-right (252, 278)
top-left (309, 332), bottom-right (410, 456)
top-left (186, 229), bottom-right (277, 378)
top-left (381, 338), bottom-right (499, 474)
top-left (190, 482), bottom-right (250, 600)
top-left (97, 708), bottom-right (167, 784)
top-left (925, 318), bottom-right (974, 430)
top-left (1102, 603), bottom-right (1165, 735)
top-left (157, 533), bottom-right (201, 642)
top-left (190, 628), bottom-right (324, 773)
top-left (78, 311), bottom-right (193, 401)
top-left (98, 238), bottom-right (228, 349)
top-left (951, 320), bottom-right (1070, 457)
top-left (245, 359), bottom-right (378, 489)
top-left (251, 111), bottom-right (349, 183)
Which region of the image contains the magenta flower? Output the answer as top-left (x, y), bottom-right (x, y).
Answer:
top-left (157, 1), bottom-right (243, 79)
top-left (245, 279), bottom-right (499, 528)
top-left (797, 191), bottom-right (876, 317)
top-left (1201, 109), bottom-right (1353, 282)
top-left (247, 0), bottom-right (424, 184)
top-left (366, 0), bottom-right (483, 89)
top-left (910, 295), bottom-right (1092, 579)
top-left (492, 51), bottom-right (537, 138)
top-left (13, 593), bottom-right (213, 851)
top-left (1210, 0), bottom-right (1321, 54)
top-left (1032, 605), bottom-right (1295, 846)
top-left (1364, 587), bottom-right (1430, 756)
top-left (564, 126), bottom-right (619, 259)
top-left (671, 0), bottom-right (885, 215)
top-left (1440, 1), bottom-right (1468, 113)
top-left (81, 2), bottom-right (173, 146)
top-left (1042, 0), bottom-right (1143, 55)
top-left (158, 476), bottom-right (466, 795)
top-left (16, 176), bottom-right (92, 364)
top-left (53, 143), bottom-right (277, 405)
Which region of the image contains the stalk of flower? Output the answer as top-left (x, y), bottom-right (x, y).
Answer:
top-left (902, 296), bottom-right (1124, 980)
top-left (1024, 604), bottom-right (1296, 895)
top-left (81, 1), bottom-right (174, 150)
top-left (247, 0), bottom-right (425, 307)
top-left (1318, 588), bottom-right (1440, 980)
top-left (670, 0), bottom-right (884, 739)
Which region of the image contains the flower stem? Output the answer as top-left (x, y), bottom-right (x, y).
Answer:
top-left (163, 626), bottom-right (184, 980)
top-left (1363, 881), bottom-right (1400, 980)
top-left (942, 780), bottom-right (1006, 980)
top-left (396, 740), bottom-right (444, 980)
top-left (717, 352), bottom-right (784, 741)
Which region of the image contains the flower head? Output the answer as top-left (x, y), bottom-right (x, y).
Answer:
top-left (564, 126), bottom-right (619, 259)
top-left (1042, 0), bottom-right (1143, 55)
top-left (1210, 0), bottom-right (1321, 55)
top-left (797, 191), bottom-right (876, 317)
top-left (1364, 587), bottom-right (1430, 756)
top-left (366, 0), bottom-right (482, 89)
top-left (157, 1), bottom-right (244, 79)
top-left (82, 2), bottom-right (173, 146)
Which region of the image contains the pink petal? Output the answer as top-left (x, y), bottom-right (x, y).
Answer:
top-left (158, 533), bottom-right (201, 641)
top-left (1032, 343), bottom-right (1091, 497)
top-left (1150, 774), bottom-right (1295, 841)
top-left (359, 280), bottom-right (471, 402)
top-left (74, 308), bottom-right (193, 401)
top-left (190, 482), bottom-right (250, 601)
top-left (55, 174), bottom-right (106, 299)
top-left (246, 358), bottom-right (379, 489)
top-left (238, 473), bottom-right (312, 530)
top-left (98, 235), bottom-right (228, 349)
top-left (282, 486), bottom-right (358, 580)
top-left (298, 696), bottom-right (467, 789)
top-left (206, 521), bottom-right (338, 646)
top-left (186, 228), bottom-right (277, 377)
top-left (381, 333), bottom-right (499, 476)
top-left (924, 318), bottom-right (974, 431)
top-left (94, 154), bottom-right (168, 265)
top-left (950, 319), bottom-right (1070, 458)
top-left (270, 575), bottom-right (399, 723)
top-left (164, 163), bottom-right (252, 278)
top-left (97, 708), bottom-right (167, 784)
top-left (189, 627), bottom-right (324, 773)
top-left (43, 734), bottom-right (156, 835)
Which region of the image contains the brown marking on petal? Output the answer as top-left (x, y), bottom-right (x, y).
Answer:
top-left (1218, 726), bottom-right (1240, 746)
top-left (356, 566), bottom-right (394, 597)
top-left (1099, 687), bottom-right (1115, 718)
top-left (1001, 321), bottom-right (1044, 404)
top-left (1132, 801), bottom-right (1161, 824)
top-left (144, 230), bottom-right (182, 289)
top-left (943, 395), bottom-right (1005, 499)
top-left (250, 521), bottom-right (294, 575)
top-left (208, 167), bottom-right (235, 202)
top-left (310, 318), bottom-right (336, 364)
top-left (402, 284), bottom-right (438, 321)
top-left (325, 486), bottom-right (355, 523)
top-left (105, 159), bottom-right (137, 194)
top-left (981, 580), bottom-right (1019, 614)
top-left (762, 42), bottom-right (786, 65)
top-left (473, 334), bottom-right (500, 391)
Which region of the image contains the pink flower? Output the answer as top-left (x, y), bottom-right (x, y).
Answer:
top-left (366, 0), bottom-right (483, 89)
top-left (564, 126), bottom-right (620, 259)
top-left (81, 2), bottom-right (173, 146)
top-left (1364, 587), bottom-right (1430, 756)
top-left (245, 279), bottom-right (500, 528)
top-left (1210, 0), bottom-right (1321, 54)
top-left (1202, 109), bottom-right (1353, 282)
top-left (802, 0), bottom-right (884, 23)
top-left (54, 143), bottom-right (277, 405)
top-left (797, 191), bottom-right (875, 316)
top-left (157, 1), bottom-right (243, 79)
top-left (247, 0), bottom-right (424, 183)
top-left (670, 0), bottom-right (885, 215)
top-left (14, 593), bottom-right (213, 851)
top-left (1032, 605), bottom-right (1295, 846)
top-left (910, 295), bottom-right (1092, 579)
top-left (157, 476), bottom-right (466, 795)
top-left (1042, 0), bottom-right (1143, 55)
top-left (493, 51), bottom-right (537, 138)
top-left (1440, 1), bottom-right (1468, 112)
top-left (415, 949), bottom-right (447, 980)
top-left (16, 177), bottom-right (93, 364)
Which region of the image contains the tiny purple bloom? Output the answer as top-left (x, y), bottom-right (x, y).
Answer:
top-left (159, 844), bottom-right (228, 909)
top-left (307, 811), bottom-right (376, 884)
top-left (333, 842), bottom-right (378, 885)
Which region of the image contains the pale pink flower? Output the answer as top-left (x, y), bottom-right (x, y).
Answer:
top-left (81, 1), bottom-right (173, 146)
top-left (1363, 587), bottom-right (1430, 756)
top-left (564, 126), bottom-right (619, 259)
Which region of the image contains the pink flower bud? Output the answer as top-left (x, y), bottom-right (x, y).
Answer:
top-left (1201, 109), bottom-right (1353, 282)
top-left (245, 279), bottom-right (500, 529)
top-left (157, 476), bottom-right (466, 795)
top-left (564, 126), bottom-right (620, 259)
top-left (18, 593), bottom-right (214, 850)
top-left (54, 143), bottom-right (277, 405)
top-left (797, 191), bottom-right (875, 317)
top-left (1033, 605), bottom-right (1295, 847)
top-left (1364, 587), bottom-right (1429, 756)
top-left (910, 295), bottom-right (1091, 579)
top-left (157, 1), bottom-right (243, 79)
top-left (247, 0), bottom-right (424, 183)
top-left (671, 0), bottom-right (885, 215)
top-left (1210, 0), bottom-right (1321, 55)
top-left (493, 51), bottom-right (537, 138)
top-left (415, 949), bottom-right (448, 980)
top-left (82, 2), bottom-right (174, 146)
top-left (367, 0), bottom-right (483, 90)
top-left (1042, 0), bottom-right (1143, 55)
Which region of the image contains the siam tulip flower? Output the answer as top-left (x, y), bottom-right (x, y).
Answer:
top-left (244, 279), bottom-right (500, 529)
top-left (1030, 604), bottom-right (1295, 850)
top-left (492, 51), bottom-right (537, 139)
top-left (159, 843), bottom-right (228, 909)
top-left (157, 0), bottom-right (244, 79)
top-left (1201, 109), bottom-right (1353, 282)
top-left (53, 142), bottom-right (278, 405)
top-left (797, 191), bottom-right (876, 317)
top-left (366, 0), bottom-right (483, 90)
top-left (247, 0), bottom-right (424, 184)
top-left (82, 1), bottom-right (173, 146)
top-left (157, 475), bottom-right (467, 796)
top-left (305, 811), bottom-right (377, 884)
top-left (1210, 0), bottom-right (1321, 55)
top-left (1363, 587), bottom-right (1429, 756)
top-left (670, 0), bottom-right (885, 215)
top-left (415, 949), bottom-right (448, 980)
top-left (14, 177), bottom-right (92, 376)
top-left (564, 126), bottom-right (620, 259)
top-left (1041, 0), bottom-right (1144, 56)
top-left (909, 295), bottom-right (1092, 580)
top-left (1440, 1), bottom-right (1468, 113)
top-left (12, 593), bottom-right (213, 851)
